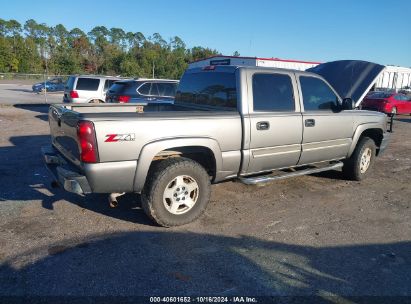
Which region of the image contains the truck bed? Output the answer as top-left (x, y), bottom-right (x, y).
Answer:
top-left (47, 103), bottom-right (243, 193)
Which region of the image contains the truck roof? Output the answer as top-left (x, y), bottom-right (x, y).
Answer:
top-left (70, 74), bottom-right (127, 79)
top-left (185, 65), bottom-right (318, 76)
top-left (186, 60), bottom-right (386, 106)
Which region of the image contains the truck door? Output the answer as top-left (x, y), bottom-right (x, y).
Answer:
top-left (246, 71), bottom-right (303, 174)
top-left (297, 75), bottom-right (353, 165)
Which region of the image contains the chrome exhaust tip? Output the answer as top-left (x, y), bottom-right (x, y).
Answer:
top-left (108, 192), bottom-right (125, 208)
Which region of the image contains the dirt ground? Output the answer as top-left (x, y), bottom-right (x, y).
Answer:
top-left (0, 104), bottom-right (410, 301)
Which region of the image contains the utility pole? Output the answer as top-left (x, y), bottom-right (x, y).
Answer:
top-left (152, 61), bottom-right (155, 79)
top-left (43, 49), bottom-right (48, 104)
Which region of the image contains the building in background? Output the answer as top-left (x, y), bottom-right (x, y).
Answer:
top-left (189, 55), bottom-right (411, 91)
top-left (374, 65), bottom-right (411, 90)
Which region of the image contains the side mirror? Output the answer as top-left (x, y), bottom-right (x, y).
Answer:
top-left (342, 98), bottom-right (355, 110)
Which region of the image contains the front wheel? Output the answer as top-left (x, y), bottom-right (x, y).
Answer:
top-left (342, 137), bottom-right (376, 181)
top-left (141, 157), bottom-right (211, 227)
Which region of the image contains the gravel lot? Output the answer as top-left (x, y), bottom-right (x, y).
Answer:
top-left (0, 101), bottom-right (410, 301)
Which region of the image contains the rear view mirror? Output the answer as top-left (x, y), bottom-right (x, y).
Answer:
top-left (342, 98), bottom-right (355, 110)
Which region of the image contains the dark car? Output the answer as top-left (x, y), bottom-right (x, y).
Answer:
top-left (32, 77), bottom-right (65, 93)
top-left (106, 79), bottom-right (179, 104)
top-left (399, 86), bottom-right (411, 96)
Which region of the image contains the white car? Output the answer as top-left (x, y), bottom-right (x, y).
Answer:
top-left (63, 75), bottom-right (126, 103)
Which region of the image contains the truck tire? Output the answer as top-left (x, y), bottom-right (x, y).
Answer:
top-left (141, 157), bottom-right (211, 227)
top-left (342, 137), bottom-right (376, 181)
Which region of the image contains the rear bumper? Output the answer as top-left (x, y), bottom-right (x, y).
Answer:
top-left (42, 146), bottom-right (91, 195)
top-left (42, 145), bottom-right (138, 194)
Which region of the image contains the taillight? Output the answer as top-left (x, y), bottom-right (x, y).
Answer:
top-left (77, 121), bottom-right (99, 163)
top-left (70, 90), bottom-right (79, 98)
top-left (118, 95), bottom-right (130, 103)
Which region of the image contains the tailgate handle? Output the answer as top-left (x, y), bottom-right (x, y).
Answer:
top-left (256, 121), bottom-right (270, 130)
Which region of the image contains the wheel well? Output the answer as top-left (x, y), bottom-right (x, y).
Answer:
top-left (360, 129), bottom-right (383, 155)
top-left (151, 146), bottom-right (217, 179)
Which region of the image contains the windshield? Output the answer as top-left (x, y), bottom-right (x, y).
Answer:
top-left (175, 72), bottom-right (237, 110)
top-left (109, 82), bottom-right (130, 93)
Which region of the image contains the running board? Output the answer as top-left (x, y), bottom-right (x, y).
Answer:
top-left (238, 162), bottom-right (344, 185)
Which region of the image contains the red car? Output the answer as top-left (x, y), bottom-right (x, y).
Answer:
top-left (361, 92), bottom-right (411, 115)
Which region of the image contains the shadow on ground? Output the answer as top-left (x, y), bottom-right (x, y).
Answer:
top-left (0, 134), bottom-right (153, 226)
top-left (13, 104), bottom-right (49, 121)
top-left (0, 231), bottom-right (410, 300)
top-left (5, 88), bottom-right (34, 93)
top-left (394, 115), bottom-right (411, 124)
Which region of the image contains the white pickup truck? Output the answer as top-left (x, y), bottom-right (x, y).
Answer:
top-left (43, 60), bottom-right (391, 227)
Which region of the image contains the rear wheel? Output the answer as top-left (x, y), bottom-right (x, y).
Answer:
top-left (343, 137), bottom-right (376, 181)
top-left (141, 157), bottom-right (211, 227)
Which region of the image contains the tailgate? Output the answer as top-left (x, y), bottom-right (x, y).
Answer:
top-left (48, 105), bottom-right (82, 167)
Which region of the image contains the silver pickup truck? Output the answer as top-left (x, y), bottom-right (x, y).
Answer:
top-left (43, 60), bottom-right (391, 227)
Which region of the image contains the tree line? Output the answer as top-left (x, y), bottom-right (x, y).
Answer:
top-left (0, 18), bottom-right (227, 79)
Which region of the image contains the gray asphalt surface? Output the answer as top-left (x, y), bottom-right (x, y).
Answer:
top-left (0, 83), bottom-right (63, 104)
top-left (0, 97), bottom-right (410, 301)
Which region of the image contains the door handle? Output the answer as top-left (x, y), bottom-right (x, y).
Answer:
top-left (305, 119), bottom-right (315, 127)
top-left (256, 121), bottom-right (270, 130)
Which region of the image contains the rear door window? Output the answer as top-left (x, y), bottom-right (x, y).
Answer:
top-left (149, 83), bottom-right (160, 96)
top-left (396, 94), bottom-right (409, 101)
top-left (75, 78), bottom-right (100, 91)
top-left (299, 76), bottom-right (339, 111)
top-left (138, 83), bottom-right (151, 95)
top-left (157, 83), bottom-right (178, 97)
top-left (252, 73), bottom-right (295, 112)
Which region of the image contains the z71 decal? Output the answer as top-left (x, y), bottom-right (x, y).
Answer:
top-left (105, 134), bottom-right (136, 142)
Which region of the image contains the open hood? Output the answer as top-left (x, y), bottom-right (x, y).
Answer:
top-left (306, 60), bottom-right (385, 107)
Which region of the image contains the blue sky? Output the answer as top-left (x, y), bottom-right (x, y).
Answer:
top-left (1, 0), bottom-right (410, 67)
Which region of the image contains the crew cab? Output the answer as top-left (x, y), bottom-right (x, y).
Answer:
top-left (43, 60), bottom-right (391, 227)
